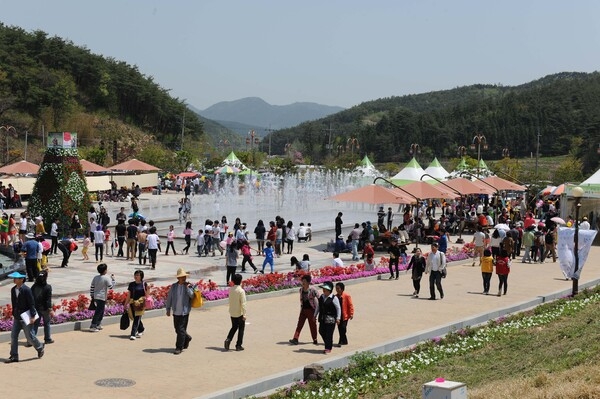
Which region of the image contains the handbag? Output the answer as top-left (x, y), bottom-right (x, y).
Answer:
top-left (191, 289), bottom-right (204, 308)
top-left (89, 298), bottom-right (97, 311)
top-left (441, 268), bottom-right (447, 278)
top-left (119, 310), bottom-right (130, 330)
top-left (144, 285), bottom-right (154, 309)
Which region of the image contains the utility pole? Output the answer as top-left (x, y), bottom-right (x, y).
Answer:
top-left (180, 107), bottom-right (185, 151)
top-left (535, 127), bottom-right (541, 177)
top-left (323, 122), bottom-right (336, 155)
top-left (265, 125), bottom-right (275, 156)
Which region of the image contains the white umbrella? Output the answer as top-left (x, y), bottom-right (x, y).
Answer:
top-left (494, 223), bottom-right (510, 231)
top-left (551, 216), bottom-right (566, 225)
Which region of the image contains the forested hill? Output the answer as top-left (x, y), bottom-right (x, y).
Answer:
top-left (271, 71), bottom-right (600, 174)
top-left (0, 23), bottom-right (204, 152)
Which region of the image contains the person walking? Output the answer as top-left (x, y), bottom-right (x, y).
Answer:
top-left (387, 239), bottom-right (401, 280)
top-left (285, 221), bottom-right (296, 254)
top-left (521, 225), bottom-right (535, 263)
top-left (89, 263), bottom-right (116, 331)
top-left (471, 227), bottom-right (486, 267)
top-left (165, 268), bottom-right (195, 355)
top-left (93, 225), bottom-right (105, 262)
top-left (126, 219), bottom-right (138, 261)
top-left (182, 221), bottom-right (193, 255)
top-left (165, 225), bottom-right (177, 255)
top-left (31, 270), bottom-right (54, 344)
top-left (226, 240), bottom-right (239, 283)
top-left (137, 227), bottom-right (148, 265)
top-left (5, 271), bottom-right (45, 363)
top-left (316, 281), bottom-right (341, 354)
top-left (224, 273), bottom-right (247, 351)
top-left (115, 220), bottom-right (126, 257)
top-left (495, 253), bottom-right (511, 296)
top-left (406, 247), bottom-right (426, 297)
top-left (23, 233), bottom-right (40, 282)
top-left (386, 207), bottom-right (394, 231)
top-left (125, 270), bottom-right (148, 340)
top-left (50, 218), bottom-right (59, 255)
top-left (253, 220), bottom-right (266, 255)
top-left (147, 226), bottom-right (159, 270)
top-left (425, 242), bottom-right (446, 300)
top-left (335, 282), bottom-right (354, 347)
top-left (350, 223), bottom-right (361, 261)
top-left (261, 241), bottom-right (275, 274)
top-left (289, 274), bottom-right (319, 346)
top-left (240, 240), bottom-right (257, 273)
top-left (481, 249), bottom-right (494, 295)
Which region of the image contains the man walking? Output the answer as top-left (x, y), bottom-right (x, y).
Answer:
top-left (425, 242), bottom-right (446, 300)
top-left (335, 282), bottom-right (354, 347)
top-left (89, 263), bottom-right (116, 332)
top-left (6, 271), bottom-right (45, 363)
top-left (224, 273), bottom-right (247, 351)
top-left (23, 233), bottom-right (40, 282)
top-left (165, 268), bottom-right (195, 355)
top-left (334, 212), bottom-right (343, 241)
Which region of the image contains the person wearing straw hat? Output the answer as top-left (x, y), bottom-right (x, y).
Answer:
top-left (165, 268), bottom-right (195, 355)
top-left (6, 271), bottom-right (45, 363)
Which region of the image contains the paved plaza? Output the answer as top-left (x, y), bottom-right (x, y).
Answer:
top-left (0, 192), bottom-right (598, 398)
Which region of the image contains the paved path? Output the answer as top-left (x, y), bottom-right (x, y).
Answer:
top-left (1, 235), bottom-right (598, 398)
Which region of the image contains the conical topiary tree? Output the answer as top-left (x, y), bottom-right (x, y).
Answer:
top-left (27, 147), bottom-right (91, 238)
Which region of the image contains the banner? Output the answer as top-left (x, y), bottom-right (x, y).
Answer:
top-left (557, 227), bottom-right (597, 279)
top-left (48, 132), bottom-right (78, 149)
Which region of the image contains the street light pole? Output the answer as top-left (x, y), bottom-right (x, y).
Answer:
top-left (346, 137), bottom-right (359, 156)
top-left (409, 143), bottom-right (420, 160)
top-left (0, 125), bottom-right (16, 164)
top-left (572, 186), bottom-right (584, 296)
top-left (470, 134), bottom-right (488, 177)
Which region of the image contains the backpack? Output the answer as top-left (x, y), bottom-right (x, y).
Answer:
top-left (545, 232), bottom-right (554, 244)
top-left (535, 234), bottom-right (544, 247)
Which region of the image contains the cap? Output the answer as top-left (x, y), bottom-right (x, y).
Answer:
top-left (319, 282), bottom-right (333, 291)
top-left (8, 271), bottom-right (26, 279)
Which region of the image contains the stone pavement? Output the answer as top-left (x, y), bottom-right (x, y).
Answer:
top-left (1, 227), bottom-right (598, 398)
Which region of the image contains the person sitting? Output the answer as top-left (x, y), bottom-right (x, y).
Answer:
top-left (297, 223), bottom-right (308, 242)
top-left (334, 235), bottom-right (346, 253)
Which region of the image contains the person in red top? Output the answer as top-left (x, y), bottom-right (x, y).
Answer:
top-left (495, 254), bottom-right (510, 297)
top-left (335, 282), bottom-right (354, 346)
top-left (266, 221), bottom-right (277, 247)
top-left (523, 212), bottom-right (536, 230)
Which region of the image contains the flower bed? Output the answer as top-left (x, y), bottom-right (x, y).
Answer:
top-left (0, 247), bottom-right (473, 332)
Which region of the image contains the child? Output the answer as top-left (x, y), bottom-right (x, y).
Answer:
top-left (240, 240), bottom-right (257, 273)
top-left (261, 241), bottom-right (275, 274)
top-left (362, 241), bottom-right (375, 270)
top-left (82, 236), bottom-right (91, 260)
top-left (104, 228), bottom-right (113, 257)
top-left (495, 254), bottom-right (510, 297)
top-left (166, 225), bottom-right (177, 255)
top-left (399, 240), bottom-right (408, 265)
top-left (182, 221), bottom-right (193, 255)
top-left (306, 223), bottom-right (312, 242)
top-left (275, 226), bottom-right (282, 257)
top-left (195, 229), bottom-right (205, 257)
top-left (481, 249), bottom-right (494, 295)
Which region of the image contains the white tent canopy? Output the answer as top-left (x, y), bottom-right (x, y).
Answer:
top-left (390, 158), bottom-right (428, 185)
top-left (423, 157), bottom-right (450, 181)
top-left (354, 155), bottom-right (380, 177)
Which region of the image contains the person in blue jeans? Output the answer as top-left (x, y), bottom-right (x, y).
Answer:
top-left (6, 271), bottom-right (45, 363)
top-left (89, 263), bottom-right (116, 332)
top-left (261, 241), bottom-right (275, 273)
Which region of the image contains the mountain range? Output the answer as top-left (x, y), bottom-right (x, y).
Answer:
top-left (195, 97), bottom-right (344, 136)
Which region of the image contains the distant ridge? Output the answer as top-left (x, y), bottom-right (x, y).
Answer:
top-left (198, 97), bottom-right (344, 130)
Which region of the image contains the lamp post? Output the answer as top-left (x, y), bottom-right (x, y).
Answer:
top-left (0, 125), bottom-right (16, 164)
top-left (284, 143), bottom-right (292, 157)
top-left (470, 134), bottom-right (488, 177)
top-left (502, 147), bottom-right (510, 158)
top-left (245, 130), bottom-right (260, 175)
top-left (346, 137), bottom-right (359, 156)
top-left (409, 143), bottom-right (421, 160)
top-left (572, 186), bottom-right (584, 296)
top-left (336, 144), bottom-right (345, 157)
top-left (457, 146), bottom-right (467, 158)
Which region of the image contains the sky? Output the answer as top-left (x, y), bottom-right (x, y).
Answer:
top-left (1, 0), bottom-right (599, 111)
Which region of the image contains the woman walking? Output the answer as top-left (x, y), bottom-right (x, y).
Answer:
top-left (495, 253), bottom-right (510, 297)
top-left (125, 270), bottom-right (148, 340)
top-left (406, 248), bottom-right (426, 297)
top-left (254, 220), bottom-right (266, 255)
top-left (240, 240), bottom-right (257, 273)
top-left (165, 225), bottom-right (177, 255)
top-left (289, 274), bottom-right (319, 346)
top-left (285, 221), bottom-right (296, 254)
top-left (182, 221), bottom-right (193, 255)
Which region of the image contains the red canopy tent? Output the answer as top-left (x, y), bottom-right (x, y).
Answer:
top-left (109, 159), bottom-right (160, 172)
top-left (80, 159), bottom-right (110, 173)
top-left (0, 160), bottom-right (39, 175)
top-left (328, 184), bottom-right (413, 205)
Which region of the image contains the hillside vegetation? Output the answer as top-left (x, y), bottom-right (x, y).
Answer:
top-left (0, 23), bottom-right (212, 169)
top-left (271, 72), bottom-right (600, 177)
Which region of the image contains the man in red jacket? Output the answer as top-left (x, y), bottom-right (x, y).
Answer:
top-left (335, 282), bottom-right (354, 346)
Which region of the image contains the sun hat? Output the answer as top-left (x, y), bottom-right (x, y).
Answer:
top-left (319, 281), bottom-right (333, 291)
top-left (8, 271), bottom-right (26, 279)
top-left (175, 268), bottom-right (190, 278)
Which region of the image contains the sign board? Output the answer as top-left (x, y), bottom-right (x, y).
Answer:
top-left (48, 132), bottom-right (78, 149)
